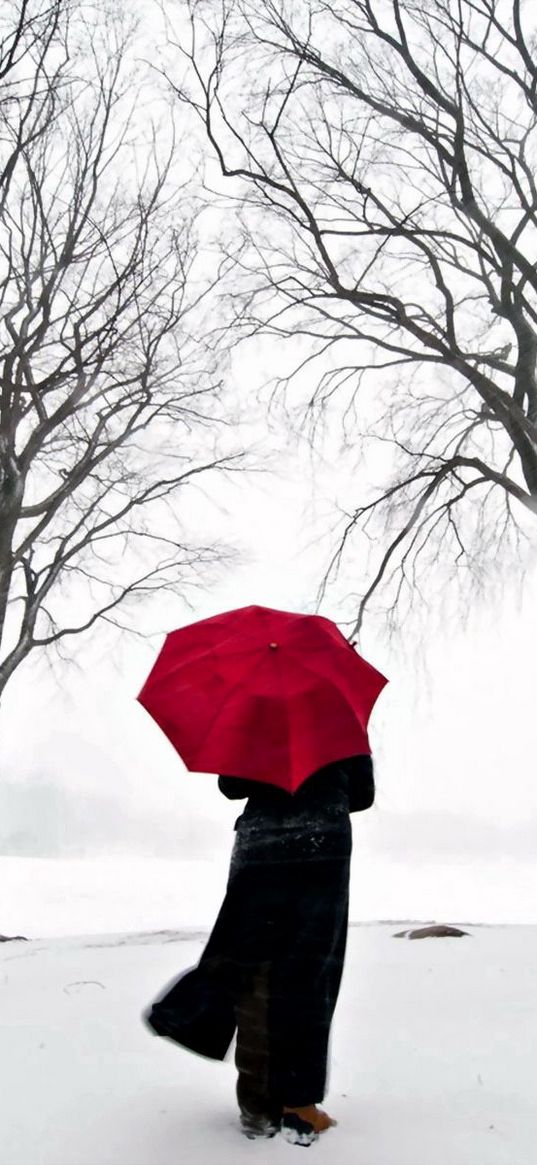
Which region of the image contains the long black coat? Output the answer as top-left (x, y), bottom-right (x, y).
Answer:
top-left (145, 755), bottom-right (374, 1108)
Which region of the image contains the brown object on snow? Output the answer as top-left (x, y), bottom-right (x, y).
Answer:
top-left (393, 924), bottom-right (470, 939)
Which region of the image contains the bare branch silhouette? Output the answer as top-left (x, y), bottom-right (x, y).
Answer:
top-left (171, 0), bottom-right (537, 630)
top-left (0, 0), bottom-right (244, 698)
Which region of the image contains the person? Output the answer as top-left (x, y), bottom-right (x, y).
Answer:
top-left (145, 753), bottom-right (374, 1147)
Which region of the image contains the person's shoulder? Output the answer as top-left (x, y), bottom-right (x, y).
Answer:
top-left (218, 775), bottom-right (255, 799)
top-left (342, 754), bottom-right (374, 777)
top-left (344, 755), bottom-right (375, 812)
top-left (310, 754), bottom-right (373, 780)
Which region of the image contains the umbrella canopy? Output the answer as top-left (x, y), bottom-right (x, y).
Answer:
top-left (137, 605), bottom-right (388, 793)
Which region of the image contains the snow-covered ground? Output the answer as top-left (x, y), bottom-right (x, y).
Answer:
top-left (2, 855), bottom-right (536, 1164)
top-left (1, 923), bottom-right (536, 1165)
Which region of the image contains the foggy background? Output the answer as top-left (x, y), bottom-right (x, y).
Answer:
top-left (1, 430), bottom-right (536, 924)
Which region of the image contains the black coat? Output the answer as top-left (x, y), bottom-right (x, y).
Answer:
top-left (145, 755), bottom-right (374, 1108)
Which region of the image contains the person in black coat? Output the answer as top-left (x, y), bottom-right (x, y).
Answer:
top-left (145, 754), bottom-right (374, 1147)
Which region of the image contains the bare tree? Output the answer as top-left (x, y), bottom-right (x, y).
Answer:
top-left (171, 0), bottom-right (537, 631)
top-left (0, 0), bottom-right (244, 701)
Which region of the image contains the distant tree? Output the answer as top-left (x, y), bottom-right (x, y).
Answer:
top-left (0, 0), bottom-right (242, 700)
top-left (173, 0), bottom-right (537, 631)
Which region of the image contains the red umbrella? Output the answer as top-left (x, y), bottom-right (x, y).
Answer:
top-left (137, 605), bottom-right (388, 794)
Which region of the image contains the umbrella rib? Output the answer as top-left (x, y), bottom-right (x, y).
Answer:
top-left (158, 628), bottom-right (264, 683)
top-left (191, 650), bottom-right (271, 768)
top-left (280, 649), bottom-right (354, 698)
top-left (283, 645), bottom-right (382, 709)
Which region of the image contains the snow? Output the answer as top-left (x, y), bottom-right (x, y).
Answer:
top-left (2, 855), bottom-right (537, 1164)
top-left (1, 918), bottom-right (536, 1163)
